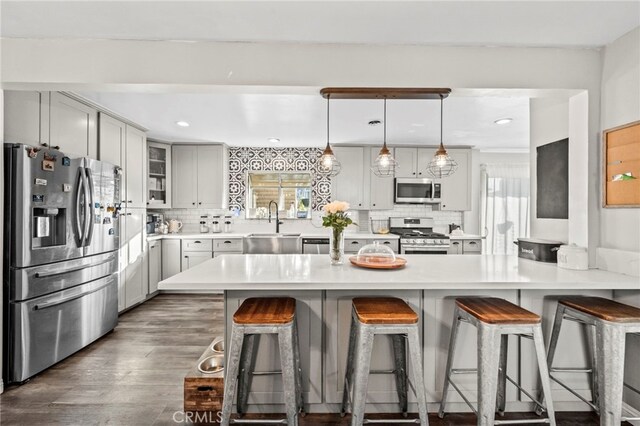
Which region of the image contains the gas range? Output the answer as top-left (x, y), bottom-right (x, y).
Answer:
top-left (389, 217), bottom-right (450, 254)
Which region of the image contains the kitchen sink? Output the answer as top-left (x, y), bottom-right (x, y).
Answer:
top-left (244, 233), bottom-right (302, 254)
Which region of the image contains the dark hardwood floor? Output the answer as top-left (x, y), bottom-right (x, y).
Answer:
top-left (0, 294), bottom-right (623, 425)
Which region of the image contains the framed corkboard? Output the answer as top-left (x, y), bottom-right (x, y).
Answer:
top-left (603, 120), bottom-right (640, 207)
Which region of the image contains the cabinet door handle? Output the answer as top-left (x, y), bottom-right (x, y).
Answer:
top-left (223, 241), bottom-right (231, 244)
top-left (418, 172), bottom-right (422, 175)
top-left (194, 241), bottom-right (201, 244)
top-left (128, 200), bottom-right (133, 203)
top-left (383, 241), bottom-right (390, 245)
top-left (192, 202), bottom-right (196, 205)
top-left (351, 241), bottom-right (359, 245)
top-left (372, 204), bottom-right (376, 207)
top-left (469, 241), bottom-right (477, 245)
top-left (199, 202), bottom-right (202, 205)
top-left (412, 172), bottom-right (416, 175)
top-left (452, 242), bottom-right (460, 245)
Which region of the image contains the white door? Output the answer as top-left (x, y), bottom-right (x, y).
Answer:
top-left (161, 239), bottom-right (182, 280)
top-left (416, 148), bottom-right (436, 178)
top-left (182, 252), bottom-right (212, 271)
top-left (98, 113), bottom-right (125, 167)
top-left (197, 145), bottom-right (224, 208)
top-left (331, 147), bottom-right (365, 208)
top-left (148, 240), bottom-right (161, 294)
top-left (125, 126), bottom-right (147, 208)
top-left (440, 149), bottom-right (471, 211)
top-left (393, 148), bottom-right (418, 178)
top-left (369, 148), bottom-right (394, 210)
top-left (172, 145), bottom-right (198, 208)
top-left (50, 92), bottom-right (97, 159)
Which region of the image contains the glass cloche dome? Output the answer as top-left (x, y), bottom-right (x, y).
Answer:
top-left (356, 241), bottom-right (397, 264)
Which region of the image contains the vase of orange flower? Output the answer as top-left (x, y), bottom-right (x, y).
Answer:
top-left (322, 201), bottom-right (356, 265)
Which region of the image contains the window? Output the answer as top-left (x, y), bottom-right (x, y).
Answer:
top-left (246, 172), bottom-right (312, 219)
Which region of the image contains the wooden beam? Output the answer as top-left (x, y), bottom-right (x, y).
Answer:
top-left (320, 87), bottom-right (451, 100)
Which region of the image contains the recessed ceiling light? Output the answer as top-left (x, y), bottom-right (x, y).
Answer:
top-left (176, 121), bottom-right (190, 127)
top-left (268, 138), bottom-right (280, 143)
top-left (494, 118), bottom-right (513, 125)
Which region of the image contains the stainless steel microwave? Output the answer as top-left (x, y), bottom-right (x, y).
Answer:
top-left (394, 178), bottom-right (441, 204)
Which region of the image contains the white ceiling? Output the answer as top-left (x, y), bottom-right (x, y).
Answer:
top-left (78, 91), bottom-right (530, 150)
top-left (2, 1), bottom-right (638, 48)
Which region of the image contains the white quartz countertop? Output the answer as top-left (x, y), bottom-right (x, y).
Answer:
top-left (158, 254), bottom-right (640, 291)
top-left (147, 232), bottom-right (399, 241)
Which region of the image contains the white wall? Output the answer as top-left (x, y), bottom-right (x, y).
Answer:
top-left (599, 27), bottom-right (640, 254)
top-left (464, 150), bottom-right (530, 236)
top-left (0, 89), bottom-right (4, 394)
top-left (529, 98), bottom-right (570, 242)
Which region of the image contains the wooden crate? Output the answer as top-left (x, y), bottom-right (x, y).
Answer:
top-left (184, 338), bottom-right (225, 413)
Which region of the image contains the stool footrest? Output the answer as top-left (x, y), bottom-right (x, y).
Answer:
top-left (494, 419), bottom-right (551, 425)
top-left (231, 419), bottom-right (287, 424)
top-left (370, 369), bottom-right (397, 375)
top-left (622, 417), bottom-right (640, 421)
top-left (250, 370), bottom-right (282, 376)
top-left (549, 367), bottom-right (592, 373)
top-left (363, 419), bottom-right (419, 424)
top-left (451, 368), bottom-right (477, 374)
top-left (549, 374), bottom-right (598, 411)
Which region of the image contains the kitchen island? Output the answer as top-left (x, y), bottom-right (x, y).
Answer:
top-left (159, 255), bottom-right (640, 414)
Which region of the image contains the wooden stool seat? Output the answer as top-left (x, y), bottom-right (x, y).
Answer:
top-left (559, 296), bottom-right (640, 323)
top-left (455, 297), bottom-right (540, 324)
top-left (352, 297), bottom-right (418, 325)
top-left (233, 297), bottom-right (296, 325)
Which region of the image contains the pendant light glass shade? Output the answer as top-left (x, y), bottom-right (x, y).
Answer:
top-left (318, 95), bottom-right (342, 177)
top-left (426, 96), bottom-right (457, 178)
top-left (372, 98), bottom-right (398, 177)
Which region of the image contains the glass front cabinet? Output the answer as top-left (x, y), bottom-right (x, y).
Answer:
top-left (147, 141), bottom-right (172, 208)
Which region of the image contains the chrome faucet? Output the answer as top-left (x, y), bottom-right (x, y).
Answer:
top-left (268, 200), bottom-right (282, 233)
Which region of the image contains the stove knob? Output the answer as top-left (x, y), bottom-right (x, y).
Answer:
top-left (436, 239), bottom-right (442, 245)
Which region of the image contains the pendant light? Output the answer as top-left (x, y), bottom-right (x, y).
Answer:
top-left (427, 95), bottom-right (457, 178)
top-left (371, 98), bottom-right (398, 177)
top-left (318, 94), bottom-right (341, 177)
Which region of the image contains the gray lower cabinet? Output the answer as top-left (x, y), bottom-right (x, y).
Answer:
top-left (448, 238), bottom-right (482, 254)
top-left (519, 290), bottom-right (613, 404)
top-left (148, 240), bottom-right (161, 294)
top-left (423, 290), bottom-right (520, 406)
top-left (182, 251), bottom-right (212, 270)
top-left (324, 290), bottom-right (423, 405)
top-left (162, 239), bottom-right (181, 280)
top-left (345, 238), bottom-right (399, 254)
top-left (225, 290), bottom-right (323, 405)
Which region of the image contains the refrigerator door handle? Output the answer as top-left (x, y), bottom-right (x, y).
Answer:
top-left (75, 169), bottom-right (86, 246)
top-left (34, 258), bottom-right (114, 279)
top-left (84, 168), bottom-right (95, 247)
top-left (33, 281), bottom-right (112, 311)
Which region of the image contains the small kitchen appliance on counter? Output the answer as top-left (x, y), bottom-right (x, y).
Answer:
top-left (146, 213), bottom-right (164, 234)
top-left (390, 217), bottom-right (450, 255)
top-left (514, 238), bottom-right (563, 263)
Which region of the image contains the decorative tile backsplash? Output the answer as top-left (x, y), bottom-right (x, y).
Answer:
top-left (228, 147), bottom-right (331, 211)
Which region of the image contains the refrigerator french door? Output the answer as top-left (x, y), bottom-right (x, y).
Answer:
top-left (3, 143), bottom-right (121, 383)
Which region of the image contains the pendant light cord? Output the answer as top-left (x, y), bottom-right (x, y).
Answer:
top-left (440, 95), bottom-right (444, 149)
top-left (383, 97), bottom-right (387, 149)
top-left (326, 95), bottom-right (331, 149)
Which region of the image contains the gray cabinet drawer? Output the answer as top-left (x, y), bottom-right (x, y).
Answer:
top-left (214, 238), bottom-right (243, 253)
top-left (374, 239), bottom-right (398, 253)
top-left (182, 239), bottom-right (213, 252)
top-left (345, 238), bottom-right (369, 253)
top-left (463, 239), bottom-right (482, 254)
top-left (448, 240), bottom-right (463, 255)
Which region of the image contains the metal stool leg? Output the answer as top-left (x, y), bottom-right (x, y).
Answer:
top-left (533, 325), bottom-right (556, 426)
top-left (407, 325), bottom-right (430, 426)
top-left (350, 322), bottom-right (375, 426)
top-left (278, 323), bottom-right (299, 426)
top-left (237, 333), bottom-right (259, 416)
top-left (536, 303), bottom-right (566, 416)
top-left (341, 314), bottom-right (357, 416)
top-left (292, 319), bottom-right (305, 416)
top-left (477, 324), bottom-right (501, 426)
top-left (221, 323), bottom-right (245, 426)
top-left (392, 334), bottom-right (409, 416)
top-left (438, 307), bottom-right (462, 418)
top-left (496, 334), bottom-right (509, 416)
top-left (585, 323), bottom-right (599, 410)
top-left (596, 322), bottom-right (626, 426)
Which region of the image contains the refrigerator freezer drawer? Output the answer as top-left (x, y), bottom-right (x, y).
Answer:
top-left (10, 252), bottom-right (118, 302)
top-left (6, 274), bottom-right (118, 383)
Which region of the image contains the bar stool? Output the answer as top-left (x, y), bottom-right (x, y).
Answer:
top-left (438, 297), bottom-right (556, 426)
top-left (340, 297), bottom-right (429, 426)
top-left (541, 296), bottom-right (640, 425)
top-left (220, 297), bottom-right (304, 426)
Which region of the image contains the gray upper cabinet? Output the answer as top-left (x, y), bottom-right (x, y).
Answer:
top-left (98, 113), bottom-right (125, 167)
top-left (50, 92), bottom-right (97, 159)
top-left (439, 149), bottom-right (471, 211)
top-left (3, 90), bottom-right (50, 146)
top-left (394, 147), bottom-right (435, 178)
top-left (172, 144), bottom-right (227, 209)
top-left (147, 142), bottom-right (172, 208)
top-left (125, 126), bottom-right (147, 208)
top-left (331, 146), bottom-right (393, 210)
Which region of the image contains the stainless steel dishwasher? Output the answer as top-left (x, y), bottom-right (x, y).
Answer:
top-left (301, 238), bottom-right (330, 254)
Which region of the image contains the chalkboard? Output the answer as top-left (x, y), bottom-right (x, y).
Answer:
top-left (536, 138), bottom-right (569, 219)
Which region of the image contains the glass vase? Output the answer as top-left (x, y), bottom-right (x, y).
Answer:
top-left (330, 228), bottom-right (345, 265)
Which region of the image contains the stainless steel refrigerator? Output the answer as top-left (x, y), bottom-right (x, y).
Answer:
top-left (3, 143), bottom-right (121, 383)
